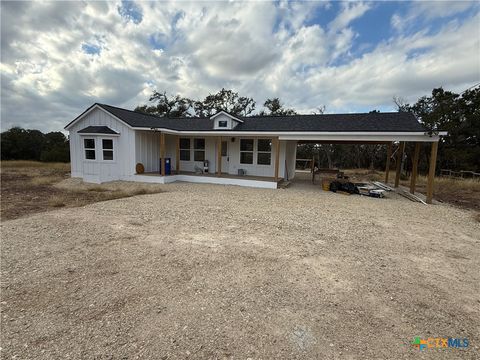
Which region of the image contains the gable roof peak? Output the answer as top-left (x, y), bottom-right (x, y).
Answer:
top-left (210, 110), bottom-right (244, 123)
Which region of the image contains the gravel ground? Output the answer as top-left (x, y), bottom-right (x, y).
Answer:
top-left (1, 181), bottom-right (479, 359)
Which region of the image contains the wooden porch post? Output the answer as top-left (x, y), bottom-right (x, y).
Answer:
top-left (426, 141), bottom-right (439, 204)
top-left (175, 136), bottom-right (180, 174)
top-left (217, 137), bottom-right (222, 176)
top-left (410, 142), bottom-right (420, 194)
top-left (274, 137), bottom-right (280, 182)
top-left (160, 132), bottom-right (166, 176)
top-left (385, 142), bottom-right (392, 184)
top-left (394, 142), bottom-right (405, 188)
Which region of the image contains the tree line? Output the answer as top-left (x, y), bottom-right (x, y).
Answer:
top-left (1, 127), bottom-right (70, 162)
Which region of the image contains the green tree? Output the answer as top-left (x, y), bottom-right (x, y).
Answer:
top-left (400, 86), bottom-right (480, 172)
top-left (259, 98), bottom-right (297, 116)
top-left (1, 127), bottom-right (69, 162)
top-left (194, 88), bottom-right (255, 117)
top-left (40, 132), bottom-right (70, 162)
top-left (135, 91), bottom-right (193, 117)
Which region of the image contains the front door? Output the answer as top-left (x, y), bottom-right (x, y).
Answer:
top-left (221, 140), bottom-right (229, 173)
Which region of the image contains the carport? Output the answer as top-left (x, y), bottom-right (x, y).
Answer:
top-left (281, 131), bottom-right (446, 204)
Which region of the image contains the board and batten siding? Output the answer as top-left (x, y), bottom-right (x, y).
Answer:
top-left (226, 137), bottom-right (286, 178)
top-left (135, 132), bottom-right (179, 173)
top-left (68, 107), bottom-right (136, 183)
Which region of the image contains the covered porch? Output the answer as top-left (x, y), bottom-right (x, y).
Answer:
top-left (133, 171), bottom-right (281, 189)
top-left (134, 130), bottom-right (292, 189)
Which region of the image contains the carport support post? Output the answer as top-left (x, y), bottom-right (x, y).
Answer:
top-left (217, 137), bottom-right (222, 176)
top-left (160, 132), bottom-right (166, 177)
top-left (394, 142), bottom-right (405, 188)
top-left (175, 136), bottom-right (180, 174)
top-left (410, 142), bottom-right (420, 194)
top-left (426, 141), bottom-right (439, 204)
top-left (385, 142), bottom-right (392, 184)
top-left (274, 137), bottom-right (280, 182)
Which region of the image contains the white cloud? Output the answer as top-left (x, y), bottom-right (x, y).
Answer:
top-left (0, 1), bottom-right (479, 132)
top-left (328, 1), bottom-right (371, 32)
top-left (391, 0), bottom-right (477, 32)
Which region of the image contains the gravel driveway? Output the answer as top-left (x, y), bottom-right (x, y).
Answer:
top-left (1, 182), bottom-right (479, 359)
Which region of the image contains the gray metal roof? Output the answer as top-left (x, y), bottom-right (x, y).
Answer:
top-left (67, 103), bottom-right (427, 133)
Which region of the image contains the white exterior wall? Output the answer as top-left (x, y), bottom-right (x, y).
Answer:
top-left (226, 137), bottom-right (285, 178)
top-left (213, 113), bottom-right (240, 130)
top-left (177, 137), bottom-right (217, 173)
top-left (68, 108), bottom-right (136, 183)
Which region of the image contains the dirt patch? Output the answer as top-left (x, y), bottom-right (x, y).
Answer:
top-left (1, 182), bottom-right (479, 359)
top-left (0, 161), bottom-right (164, 220)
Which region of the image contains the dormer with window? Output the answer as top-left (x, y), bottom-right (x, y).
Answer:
top-left (211, 111), bottom-right (244, 130)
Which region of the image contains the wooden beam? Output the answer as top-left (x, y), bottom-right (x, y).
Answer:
top-left (394, 142), bottom-right (405, 188)
top-left (385, 142), bottom-right (392, 184)
top-left (274, 137), bottom-right (280, 182)
top-left (426, 141), bottom-right (439, 204)
top-left (217, 137), bottom-right (222, 175)
top-left (160, 132), bottom-right (166, 176)
top-left (175, 136), bottom-right (180, 173)
top-left (410, 142), bottom-right (420, 194)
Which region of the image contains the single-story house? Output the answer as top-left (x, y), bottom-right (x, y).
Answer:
top-left (65, 103), bottom-right (446, 202)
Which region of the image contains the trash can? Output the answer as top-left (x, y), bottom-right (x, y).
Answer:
top-left (159, 158), bottom-right (171, 175)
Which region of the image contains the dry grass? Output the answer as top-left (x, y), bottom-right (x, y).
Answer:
top-left (1, 160), bottom-right (70, 170)
top-left (344, 168), bottom-right (480, 211)
top-left (29, 175), bottom-right (64, 186)
top-left (87, 186), bottom-right (110, 192)
top-left (48, 196), bottom-right (66, 208)
top-left (1, 161), bottom-right (164, 220)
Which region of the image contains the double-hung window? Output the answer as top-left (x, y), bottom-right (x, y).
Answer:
top-left (102, 139), bottom-right (114, 161)
top-left (194, 138), bottom-right (205, 161)
top-left (84, 139), bottom-right (95, 160)
top-left (180, 138), bottom-right (190, 161)
top-left (257, 139), bottom-right (272, 165)
top-left (240, 139), bottom-right (254, 164)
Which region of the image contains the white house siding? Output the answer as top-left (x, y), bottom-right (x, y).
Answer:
top-left (177, 136), bottom-right (217, 173)
top-left (213, 113), bottom-right (239, 130)
top-left (135, 132), bottom-right (179, 174)
top-left (226, 137), bottom-right (285, 178)
top-left (68, 107), bottom-right (136, 183)
top-left (135, 131), bottom-right (161, 173)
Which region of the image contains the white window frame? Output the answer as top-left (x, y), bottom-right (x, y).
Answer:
top-left (193, 138), bottom-right (205, 162)
top-left (240, 139), bottom-right (254, 165)
top-left (256, 139), bottom-right (272, 166)
top-left (102, 138), bottom-right (114, 161)
top-left (84, 138), bottom-right (96, 161)
top-left (179, 137), bottom-right (191, 161)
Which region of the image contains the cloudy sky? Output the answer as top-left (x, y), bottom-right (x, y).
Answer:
top-left (1, 1), bottom-right (479, 132)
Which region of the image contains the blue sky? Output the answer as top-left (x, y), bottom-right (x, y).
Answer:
top-left (1, 1), bottom-right (479, 132)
